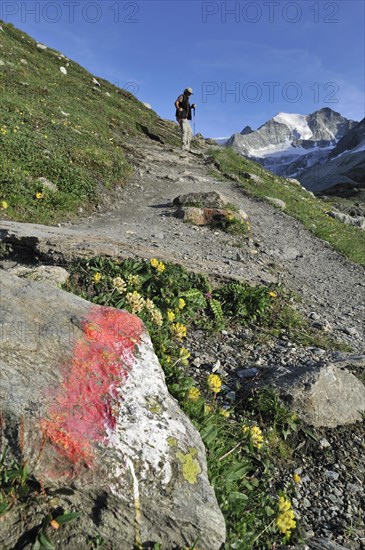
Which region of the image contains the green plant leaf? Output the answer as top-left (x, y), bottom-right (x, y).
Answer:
top-left (55, 511), bottom-right (81, 525)
top-left (38, 532), bottom-right (56, 550)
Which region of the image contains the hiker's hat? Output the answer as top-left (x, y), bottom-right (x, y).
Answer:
top-left (185, 87), bottom-right (193, 94)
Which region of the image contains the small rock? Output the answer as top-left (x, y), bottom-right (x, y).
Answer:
top-left (324, 471), bottom-right (340, 481)
top-left (0, 60), bottom-right (5, 66)
top-left (152, 232), bottom-right (164, 240)
top-left (20, 58), bottom-right (28, 65)
top-left (36, 43), bottom-right (47, 50)
top-left (344, 327), bottom-right (359, 337)
top-left (225, 391), bottom-right (236, 401)
top-left (320, 438), bottom-right (331, 449)
top-left (309, 312), bottom-right (321, 321)
top-left (37, 177), bottom-right (58, 193)
top-left (60, 66), bottom-right (67, 75)
top-left (266, 197), bottom-right (286, 210)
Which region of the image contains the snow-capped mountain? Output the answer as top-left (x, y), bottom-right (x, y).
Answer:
top-left (299, 117), bottom-right (365, 195)
top-left (226, 108), bottom-right (358, 184)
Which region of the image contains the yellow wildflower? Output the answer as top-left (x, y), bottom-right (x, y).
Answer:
top-left (293, 473), bottom-right (301, 484)
top-left (150, 258), bottom-right (159, 268)
top-left (242, 425), bottom-right (264, 449)
top-left (269, 291), bottom-right (277, 298)
top-left (171, 322), bottom-right (187, 341)
top-left (278, 496), bottom-right (291, 513)
top-left (125, 291), bottom-right (145, 314)
top-left (207, 373), bottom-right (222, 394)
top-left (178, 298), bottom-right (186, 310)
top-left (35, 192), bottom-right (43, 199)
top-left (204, 404), bottom-right (213, 415)
top-left (276, 497), bottom-right (296, 537)
top-left (156, 261), bottom-right (165, 273)
top-left (219, 408), bottom-right (230, 418)
top-left (92, 272), bottom-right (102, 283)
top-left (250, 425), bottom-right (264, 449)
top-left (167, 310), bottom-right (175, 322)
top-left (1, 201), bottom-right (8, 209)
top-left (187, 387), bottom-right (201, 402)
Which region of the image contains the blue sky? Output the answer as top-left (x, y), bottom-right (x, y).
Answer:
top-left (3, 0), bottom-right (364, 137)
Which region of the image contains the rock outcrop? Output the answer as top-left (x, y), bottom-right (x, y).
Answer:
top-left (258, 363), bottom-right (365, 428)
top-left (0, 271), bottom-right (226, 549)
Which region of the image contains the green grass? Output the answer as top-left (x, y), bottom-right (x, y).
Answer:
top-left (0, 21), bottom-right (180, 224)
top-left (207, 148), bottom-right (365, 266)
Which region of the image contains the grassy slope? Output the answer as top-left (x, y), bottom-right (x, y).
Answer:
top-left (0, 21), bottom-right (179, 223)
top-left (208, 148), bottom-right (365, 266)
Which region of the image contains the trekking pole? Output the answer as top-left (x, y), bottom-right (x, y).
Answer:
top-left (192, 106), bottom-right (196, 136)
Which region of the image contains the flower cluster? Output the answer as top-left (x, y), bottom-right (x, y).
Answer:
top-left (167, 310), bottom-right (175, 322)
top-left (35, 192), bottom-right (44, 200)
top-left (179, 347), bottom-right (190, 366)
top-left (170, 322), bottom-right (187, 341)
top-left (178, 298), bottom-right (186, 310)
top-left (150, 307), bottom-right (163, 327)
top-left (1, 201), bottom-right (8, 210)
top-left (187, 387), bottom-right (201, 402)
top-left (127, 274), bottom-right (141, 287)
top-left (276, 496), bottom-right (296, 537)
top-left (125, 291), bottom-right (145, 314)
top-left (207, 374), bottom-right (222, 394)
top-left (150, 258), bottom-right (165, 273)
top-left (0, 126), bottom-right (8, 136)
top-left (112, 276), bottom-right (127, 294)
top-left (242, 425), bottom-right (264, 449)
top-left (92, 272), bottom-right (102, 283)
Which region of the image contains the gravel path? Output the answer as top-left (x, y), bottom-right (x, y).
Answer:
top-left (73, 137), bottom-right (365, 353)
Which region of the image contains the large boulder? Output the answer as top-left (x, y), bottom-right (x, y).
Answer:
top-left (259, 363), bottom-right (365, 428)
top-left (0, 271), bottom-right (225, 548)
top-left (176, 206), bottom-right (247, 228)
top-left (173, 191), bottom-right (229, 209)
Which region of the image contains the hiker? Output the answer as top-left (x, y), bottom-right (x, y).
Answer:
top-left (175, 87), bottom-right (196, 152)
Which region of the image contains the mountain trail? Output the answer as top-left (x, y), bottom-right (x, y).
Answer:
top-left (69, 136), bottom-right (365, 352)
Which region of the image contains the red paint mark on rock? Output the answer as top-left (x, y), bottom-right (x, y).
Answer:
top-left (41, 306), bottom-right (144, 466)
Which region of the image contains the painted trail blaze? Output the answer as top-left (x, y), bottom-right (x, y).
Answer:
top-left (41, 306), bottom-right (144, 466)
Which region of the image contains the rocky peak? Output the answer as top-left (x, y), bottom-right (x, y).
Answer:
top-left (240, 125), bottom-right (253, 135)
